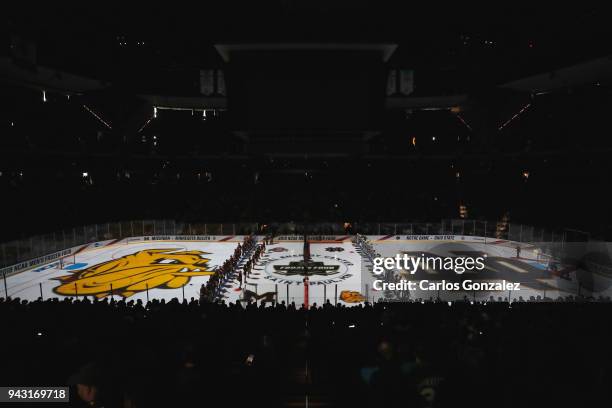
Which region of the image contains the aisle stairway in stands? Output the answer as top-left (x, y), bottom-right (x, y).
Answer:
top-left (281, 314), bottom-right (332, 407)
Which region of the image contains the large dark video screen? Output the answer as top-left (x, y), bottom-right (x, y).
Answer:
top-left (228, 50), bottom-right (385, 131)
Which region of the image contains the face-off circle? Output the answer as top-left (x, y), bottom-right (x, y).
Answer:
top-left (259, 253), bottom-right (354, 284)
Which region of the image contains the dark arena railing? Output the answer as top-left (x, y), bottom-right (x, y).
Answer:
top-left (0, 219), bottom-right (575, 271)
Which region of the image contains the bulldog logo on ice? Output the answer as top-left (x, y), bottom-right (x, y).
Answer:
top-left (53, 249), bottom-right (214, 298)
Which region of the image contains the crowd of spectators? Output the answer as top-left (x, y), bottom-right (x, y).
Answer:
top-left (1, 295), bottom-right (611, 407)
top-left (2, 83), bottom-right (612, 243)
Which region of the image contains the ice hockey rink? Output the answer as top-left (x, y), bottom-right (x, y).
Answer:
top-left (3, 234), bottom-right (605, 305)
top-left (2, 236), bottom-right (365, 306)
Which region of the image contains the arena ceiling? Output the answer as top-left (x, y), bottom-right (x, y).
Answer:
top-left (3, 3), bottom-right (611, 90)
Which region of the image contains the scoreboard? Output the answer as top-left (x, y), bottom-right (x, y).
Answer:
top-left (227, 50), bottom-right (386, 131)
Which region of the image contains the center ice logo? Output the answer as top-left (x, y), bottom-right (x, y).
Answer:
top-left (53, 249), bottom-right (214, 298)
top-left (273, 260), bottom-right (341, 276)
top-left (260, 253), bottom-right (354, 284)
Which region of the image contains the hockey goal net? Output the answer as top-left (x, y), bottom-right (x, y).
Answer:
top-left (59, 255), bottom-right (76, 269)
